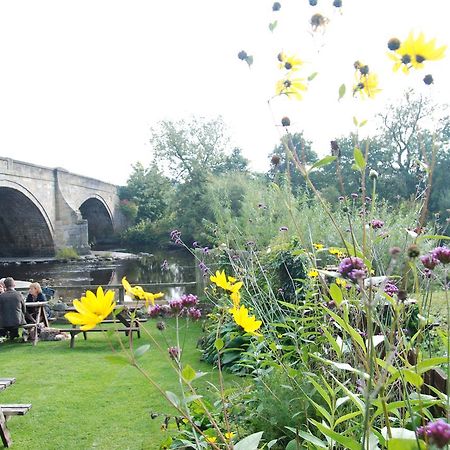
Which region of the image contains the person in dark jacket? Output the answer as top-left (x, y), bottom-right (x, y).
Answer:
top-left (0, 277), bottom-right (27, 340)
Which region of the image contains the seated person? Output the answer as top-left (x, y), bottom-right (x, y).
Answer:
top-left (0, 277), bottom-right (27, 340)
top-left (26, 282), bottom-right (48, 322)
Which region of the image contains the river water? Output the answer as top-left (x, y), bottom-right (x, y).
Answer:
top-left (0, 249), bottom-right (196, 301)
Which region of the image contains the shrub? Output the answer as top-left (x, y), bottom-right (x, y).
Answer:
top-left (55, 247), bottom-right (79, 260)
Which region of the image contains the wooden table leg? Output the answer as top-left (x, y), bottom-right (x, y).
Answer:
top-left (33, 308), bottom-right (41, 346)
top-left (0, 408), bottom-right (12, 447)
top-left (42, 306), bottom-right (49, 328)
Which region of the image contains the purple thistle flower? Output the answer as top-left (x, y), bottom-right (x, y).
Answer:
top-left (417, 419), bottom-right (450, 448)
top-left (420, 253), bottom-right (440, 270)
top-left (338, 257), bottom-right (368, 282)
top-left (168, 346), bottom-right (181, 360)
top-left (370, 219), bottom-right (384, 229)
top-left (279, 226), bottom-right (289, 232)
top-left (432, 246), bottom-right (450, 264)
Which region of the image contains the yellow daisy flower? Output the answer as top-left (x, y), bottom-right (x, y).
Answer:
top-left (278, 52), bottom-right (303, 71)
top-left (313, 243), bottom-right (324, 250)
top-left (354, 73), bottom-right (381, 99)
top-left (308, 269), bottom-right (319, 278)
top-left (121, 277), bottom-right (163, 306)
top-left (65, 286), bottom-right (116, 331)
top-left (225, 432), bottom-right (235, 440)
top-left (388, 32), bottom-right (446, 73)
top-left (230, 305), bottom-right (262, 335)
top-left (276, 77), bottom-right (307, 100)
top-left (335, 278), bottom-right (347, 288)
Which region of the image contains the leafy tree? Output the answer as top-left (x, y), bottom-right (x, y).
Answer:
top-left (119, 162), bottom-right (172, 223)
top-left (213, 147), bottom-right (249, 174)
top-left (150, 116), bottom-right (230, 181)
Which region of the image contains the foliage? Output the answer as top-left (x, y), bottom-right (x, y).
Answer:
top-left (55, 247), bottom-right (79, 260)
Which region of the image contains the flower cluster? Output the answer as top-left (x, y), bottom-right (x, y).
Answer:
top-left (275, 52), bottom-right (307, 101)
top-left (420, 246), bottom-right (450, 270)
top-left (170, 229), bottom-right (182, 245)
top-left (387, 32), bottom-right (446, 74)
top-left (384, 281), bottom-right (399, 297)
top-left (353, 61), bottom-right (381, 99)
top-left (338, 257), bottom-right (368, 282)
top-left (148, 294), bottom-right (201, 320)
top-left (417, 419), bottom-right (450, 448)
top-left (168, 346), bottom-right (181, 360)
top-left (210, 270), bottom-right (262, 335)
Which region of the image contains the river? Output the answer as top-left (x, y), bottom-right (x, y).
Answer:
top-left (0, 249), bottom-right (197, 301)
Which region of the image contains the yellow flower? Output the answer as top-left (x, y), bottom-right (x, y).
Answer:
top-left (230, 290), bottom-right (241, 309)
top-left (206, 436), bottom-right (217, 443)
top-left (121, 277), bottom-right (163, 306)
top-left (65, 286), bottom-right (116, 331)
top-left (230, 305), bottom-right (262, 335)
top-left (210, 270), bottom-right (242, 293)
top-left (388, 32), bottom-right (446, 73)
top-left (276, 77), bottom-right (307, 100)
top-left (313, 243), bottom-right (324, 250)
top-left (329, 247), bottom-right (341, 255)
top-left (278, 52), bottom-right (303, 71)
top-left (225, 432), bottom-right (235, 440)
top-left (308, 269), bottom-right (319, 278)
top-left (354, 73), bottom-right (381, 99)
top-left (335, 278), bottom-right (347, 287)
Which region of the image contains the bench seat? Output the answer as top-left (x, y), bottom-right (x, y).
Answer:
top-left (61, 327), bottom-right (141, 348)
top-left (0, 404), bottom-right (32, 417)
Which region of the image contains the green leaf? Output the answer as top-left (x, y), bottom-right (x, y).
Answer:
top-left (269, 20), bottom-right (278, 32)
top-left (338, 83), bottom-right (346, 101)
top-left (417, 234), bottom-right (450, 243)
top-left (310, 155), bottom-right (337, 172)
top-left (214, 338), bottom-right (224, 351)
top-left (353, 116), bottom-right (358, 126)
top-left (308, 72), bottom-right (318, 81)
top-left (308, 376), bottom-right (332, 410)
top-left (104, 354), bottom-right (129, 366)
top-left (334, 410), bottom-right (362, 426)
top-left (322, 327), bottom-right (342, 357)
top-left (285, 439), bottom-right (298, 450)
top-left (234, 431), bottom-right (264, 450)
top-left (388, 439), bottom-right (425, 450)
top-left (353, 147), bottom-right (366, 170)
top-left (245, 55), bottom-right (254, 67)
top-left (165, 390), bottom-right (180, 408)
top-left (182, 364), bottom-right (196, 383)
top-left (329, 283), bottom-right (343, 307)
top-left (359, 119), bottom-right (368, 127)
top-left (296, 431), bottom-right (327, 448)
top-left (310, 419), bottom-right (360, 450)
top-left (400, 369), bottom-right (423, 388)
top-left (183, 394), bottom-right (203, 404)
top-left (134, 344), bottom-right (150, 359)
top-left (416, 357), bottom-right (449, 373)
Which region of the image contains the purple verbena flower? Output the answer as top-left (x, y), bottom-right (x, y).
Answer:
top-left (174, 238), bottom-right (182, 246)
top-left (338, 257), bottom-right (368, 282)
top-left (351, 193), bottom-right (358, 199)
top-left (148, 304), bottom-right (162, 317)
top-left (198, 261), bottom-right (209, 275)
top-left (202, 246), bottom-right (209, 254)
top-left (370, 219), bottom-right (384, 229)
top-left (192, 241), bottom-right (199, 248)
top-left (432, 246), bottom-right (450, 265)
top-left (180, 294), bottom-right (198, 308)
top-left (170, 229), bottom-right (181, 241)
top-left (161, 259), bottom-right (169, 271)
top-left (168, 299), bottom-right (183, 312)
top-left (384, 281), bottom-right (399, 297)
top-left (338, 196), bottom-right (344, 201)
top-left (417, 419), bottom-right (450, 448)
top-left (187, 307), bottom-right (202, 320)
top-left (420, 253), bottom-right (440, 270)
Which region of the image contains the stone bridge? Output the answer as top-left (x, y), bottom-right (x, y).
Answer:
top-left (0, 157), bottom-right (127, 257)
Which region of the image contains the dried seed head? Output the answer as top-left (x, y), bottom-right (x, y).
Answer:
top-left (271, 155), bottom-right (281, 166)
top-left (423, 74), bottom-right (434, 85)
top-left (272, 2), bottom-right (281, 11)
top-left (238, 50), bottom-right (248, 61)
top-left (281, 116), bottom-right (291, 127)
top-left (387, 38), bottom-right (401, 51)
top-left (407, 244), bottom-right (420, 259)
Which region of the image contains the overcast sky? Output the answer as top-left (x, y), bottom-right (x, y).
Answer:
top-left (0, 0), bottom-right (449, 185)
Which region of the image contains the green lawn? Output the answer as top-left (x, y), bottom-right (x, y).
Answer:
top-left (0, 319), bottom-right (233, 450)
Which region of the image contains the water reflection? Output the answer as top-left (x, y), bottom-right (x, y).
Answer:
top-left (1, 249), bottom-right (196, 301)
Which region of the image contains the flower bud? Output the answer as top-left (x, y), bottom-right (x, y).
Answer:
top-left (387, 38), bottom-right (400, 51)
top-left (237, 50), bottom-right (248, 61)
top-left (407, 244), bottom-right (420, 259)
top-left (309, 0), bottom-right (318, 5)
top-left (423, 74), bottom-right (434, 85)
top-left (333, 0), bottom-right (342, 7)
top-left (272, 2), bottom-right (281, 11)
top-left (369, 169), bottom-right (378, 179)
top-left (281, 116), bottom-right (290, 126)
top-left (271, 155), bottom-right (281, 166)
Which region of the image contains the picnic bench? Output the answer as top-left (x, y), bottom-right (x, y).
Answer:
top-left (0, 378), bottom-right (31, 448)
top-left (62, 305), bottom-right (147, 348)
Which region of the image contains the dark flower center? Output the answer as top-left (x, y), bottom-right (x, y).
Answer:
top-left (415, 54), bottom-right (425, 63)
top-left (284, 62), bottom-right (292, 70)
top-left (283, 80), bottom-right (292, 88)
top-left (401, 54), bottom-right (411, 65)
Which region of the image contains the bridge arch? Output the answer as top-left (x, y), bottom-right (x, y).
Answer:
top-left (78, 195), bottom-right (114, 247)
top-left (0, 181), bottom-right (55, 257)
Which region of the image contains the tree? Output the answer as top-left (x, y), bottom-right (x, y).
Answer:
top-left (213, 147), bottom-right (249, 174)
top-left (119, 162), bottom-right (172, 223)
top-left (150, 116), bottom-right (230, 181)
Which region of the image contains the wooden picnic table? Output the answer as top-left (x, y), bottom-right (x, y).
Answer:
top-left (63, 305), bottom-right (145, 348)
top-left (25, 302), bottom-right (49, 346)
top-left (0, 378), bottom-right (31, 448)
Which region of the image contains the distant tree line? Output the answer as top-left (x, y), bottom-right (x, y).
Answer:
top-left (119, 91), bottom-right (450, 249)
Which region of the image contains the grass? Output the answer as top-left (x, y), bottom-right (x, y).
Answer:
top-left (0, 319), bottom-right (236, 450)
